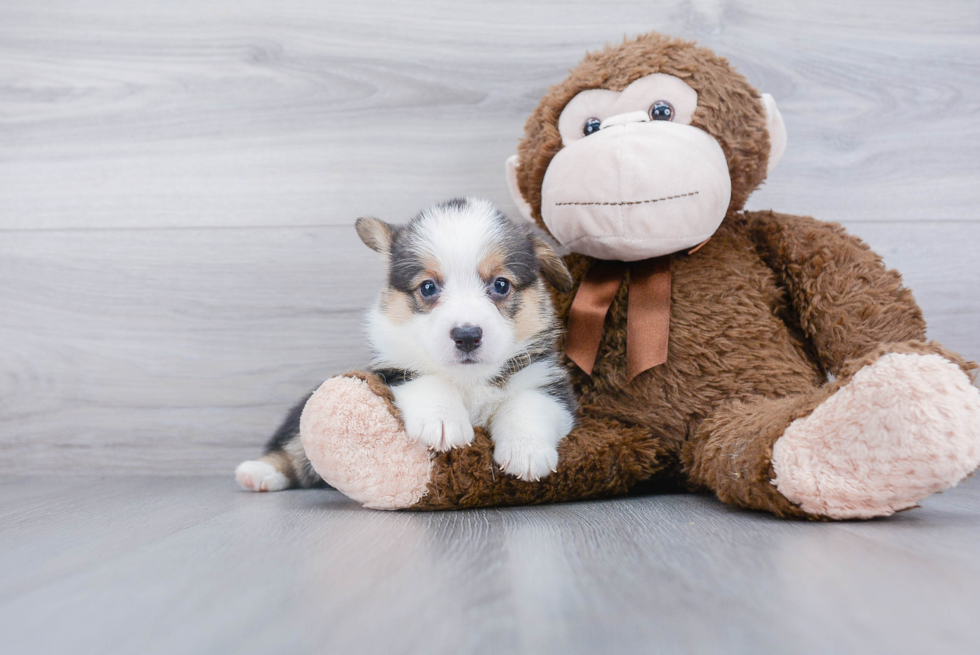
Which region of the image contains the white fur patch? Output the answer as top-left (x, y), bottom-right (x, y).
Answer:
top-left (772, 353), bottom-right (980, 519)
top-left (491, 387), bottom-right (574, 481)
top-left (393, 375), bottom-right (475, 451)
top-left (235, 460), bottom-right (289, 492)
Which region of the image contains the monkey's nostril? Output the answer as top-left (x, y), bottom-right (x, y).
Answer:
top-left (450, 326), bottom-right (483, 353)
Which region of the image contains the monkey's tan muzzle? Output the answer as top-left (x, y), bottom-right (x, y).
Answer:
top-left (540, 121), bottom-right (731, 261)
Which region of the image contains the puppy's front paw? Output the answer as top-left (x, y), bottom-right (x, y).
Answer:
top-left (490, 389), bottom-right (572, 481)
top-left (400, 402), bottom-right (474, 452)
top-left (492, 432), bottom-right (559, 482)
top-left (392, 375), bottom-right (474, 452)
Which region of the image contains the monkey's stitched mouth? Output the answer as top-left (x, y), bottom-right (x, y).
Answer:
top-left (555, 191), bottom-right (699, 207)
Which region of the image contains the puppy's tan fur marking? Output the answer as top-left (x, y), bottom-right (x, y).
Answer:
top-left (259, 450), bottom-right (296, 483)
top-left (513, 281), bottom-right (549, 343)
top-left (478, 246), bottom-right (507, 283)
top-left (382, 290), bottom-right (414, 325)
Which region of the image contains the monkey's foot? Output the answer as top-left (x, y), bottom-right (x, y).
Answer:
top-left (771, 352), bottom-right (980, 519)
top-left (300, 375), bottom-right (432, 510)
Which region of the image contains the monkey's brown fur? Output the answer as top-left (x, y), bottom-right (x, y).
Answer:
top-left (322, 33), bottom-right (976, 518)
top-left (406, 34), bottom-right (976, 517)
top-left (410, 216), bottom-right (972, 515)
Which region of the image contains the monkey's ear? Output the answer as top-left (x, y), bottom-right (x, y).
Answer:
top-left (505, 155), bottom-right (535, 224)
top-left (761, 93), bottom-right (787, 174)
top-left (531, 235), bottom-right (573, 292)
top-left (355, 217), bottom-right (394, 254)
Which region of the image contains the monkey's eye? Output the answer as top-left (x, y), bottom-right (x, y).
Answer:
top-left (491, 277), bottom-right (511, 296)
top-left (649, 101), bottom-right (674, 121)
top-left (419, 280), bottom-right (438, 298)
top-left (583, 117), bottom-right (602, 136)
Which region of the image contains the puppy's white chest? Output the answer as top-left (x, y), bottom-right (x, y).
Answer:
top-left (456, 381), bottom-right (507, 428)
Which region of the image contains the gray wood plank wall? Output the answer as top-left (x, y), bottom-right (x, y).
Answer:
top-left (2, 0), bottom-right (978, 474)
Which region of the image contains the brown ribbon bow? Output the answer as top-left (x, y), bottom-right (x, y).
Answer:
top-left (565, 257), bottom-right (672, 382)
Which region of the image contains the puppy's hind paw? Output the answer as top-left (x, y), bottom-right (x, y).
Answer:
top-left (235, 459), bottom-right (290, 492)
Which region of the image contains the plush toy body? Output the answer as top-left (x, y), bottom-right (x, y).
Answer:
top-left (301, 33), bottom-right (980, 519)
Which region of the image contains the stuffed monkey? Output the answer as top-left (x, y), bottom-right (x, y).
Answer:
top-left (300, 32), bottom-right (980, 519)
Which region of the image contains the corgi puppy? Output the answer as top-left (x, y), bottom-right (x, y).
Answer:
top-left (236, 198), bottom-right (576, 492)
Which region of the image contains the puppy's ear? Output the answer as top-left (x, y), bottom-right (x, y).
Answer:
top-left (355, 217), bottom-right (394, 254)
top-left (531, 235), bottom-right (573, 292)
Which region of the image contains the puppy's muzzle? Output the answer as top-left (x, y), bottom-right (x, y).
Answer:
top-left (451, 325), bottom-right (482, 354)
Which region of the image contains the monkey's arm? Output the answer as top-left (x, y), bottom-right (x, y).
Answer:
top-left (300, 372), bottom-right (673, 510)
top-left (414, 412), bottom-right (672, 509)
top-left (744, 210), bottom-right (927, 375)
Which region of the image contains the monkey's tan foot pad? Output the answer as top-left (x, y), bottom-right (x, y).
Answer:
top-left (300, 376), bottom-right (432, 510)
top-left (772, 353), bottom-right (980, 519)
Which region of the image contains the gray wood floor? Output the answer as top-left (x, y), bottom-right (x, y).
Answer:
top-left (3, 2), bottom-right (980, 653)
top-left (3, 475), bottom-right (980, 655)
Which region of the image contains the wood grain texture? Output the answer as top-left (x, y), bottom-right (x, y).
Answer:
top-left (1, 0), bottom-right (978, 474)
top-left (0, 0), bottom-right (978, 229)
top-left (0, 226), bottom-right (383, 472)
top-left (3, 475), bottom-right (980, 655)
top-left (1, 221), bottom-right (976, 474)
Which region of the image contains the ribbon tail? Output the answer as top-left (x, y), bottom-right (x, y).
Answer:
top-left (564, 260), bottom-right (626, 376)
top-left (627, 257), bottom-right (671, 382)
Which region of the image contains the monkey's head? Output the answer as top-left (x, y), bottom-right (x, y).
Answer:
top-left (506, 33), bottom-right (787, 262)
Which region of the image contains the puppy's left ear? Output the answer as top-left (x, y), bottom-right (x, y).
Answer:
top-left (531, 235), bottom-right (573, 292)
top-left (355, 217), bottom-right (394, 254)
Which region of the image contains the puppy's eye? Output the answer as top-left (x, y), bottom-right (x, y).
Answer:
top-left (492, 278), bottom-right (511, 295)
top-left (419, 280), bottom-right (438, 298)
top-left (649, 101), bottom-right (674, 121)
top-left (583, 117), bottom-right (602, 136)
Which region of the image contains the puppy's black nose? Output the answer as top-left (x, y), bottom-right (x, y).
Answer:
top-left (451, 325), bottom-right (483, 353)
